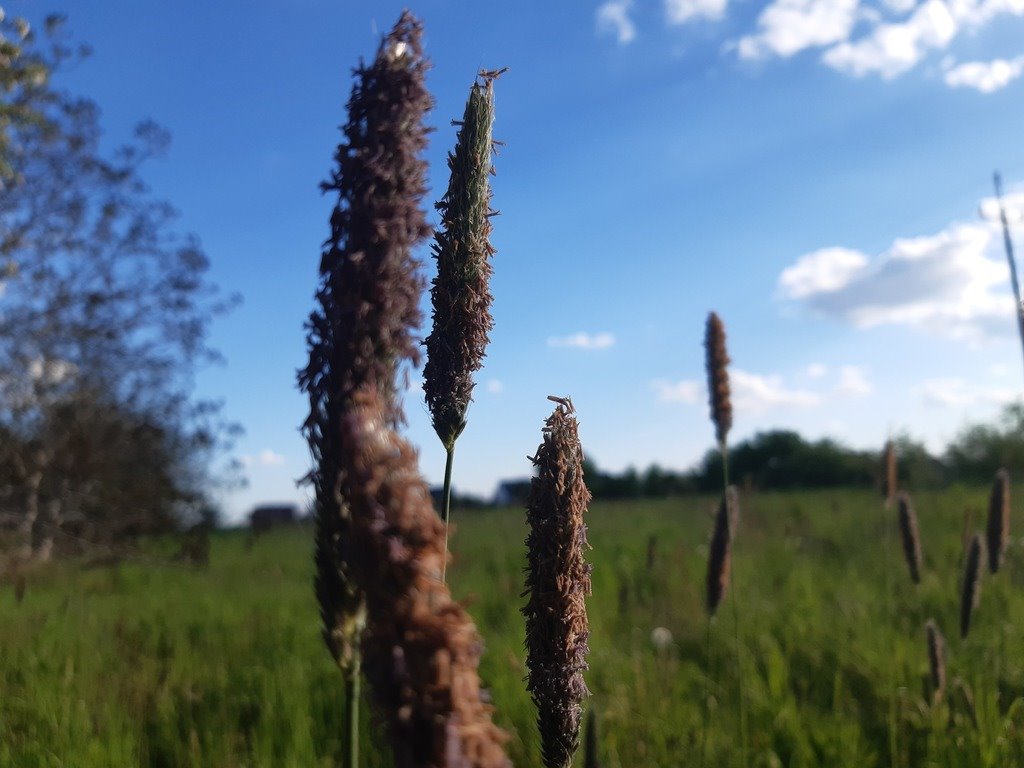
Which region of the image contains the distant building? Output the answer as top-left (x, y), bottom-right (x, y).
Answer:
top-left (249, 503), bottom-right (298, 533)
top-left (493, 478), bottom-right (532, 507)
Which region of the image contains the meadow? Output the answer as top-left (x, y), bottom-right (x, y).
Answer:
top-left (2, 486), bottom-right (1023, 767)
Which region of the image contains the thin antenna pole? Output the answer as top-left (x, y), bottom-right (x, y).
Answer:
top-left (994, 171), bottom-right (1024, 380)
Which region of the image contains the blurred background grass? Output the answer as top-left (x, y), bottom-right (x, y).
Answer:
top-left (2, 488), bottom-right (1024, 767)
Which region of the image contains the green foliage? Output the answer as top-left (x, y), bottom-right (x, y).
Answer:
top-left (580, 404), bottom-right (1024, 500)
top-left (3, 488), bottom-right (1024, 766)
top-left (946, 403), bottom-right (1024, 483)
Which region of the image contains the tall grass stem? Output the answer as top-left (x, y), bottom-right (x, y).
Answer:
top-left (441, 444), bottom-right (455, 583)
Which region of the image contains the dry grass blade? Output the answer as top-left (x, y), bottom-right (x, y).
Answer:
top-left (338, 388), bottom-right (510, 767)
top-left (897, 492), bottom-right (923, 584)
top-left (523, 396), bottom-right (592, 768)
top-left (706, 486), bottom-right (739, 615)
top-left (960, 533), bottom-right (984, 639)
top-left (986, 468), bottom-right (1010, 573)
top-left (925, 619), bottom-right (946, 704)
top-left (704, 312), bottom-right (732, 450)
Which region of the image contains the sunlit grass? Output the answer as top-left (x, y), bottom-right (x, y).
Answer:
top-left (2, 487), bottom-right (1024, 766)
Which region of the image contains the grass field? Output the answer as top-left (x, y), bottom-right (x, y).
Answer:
top-left (3, 487), bottom-right (1024, 767)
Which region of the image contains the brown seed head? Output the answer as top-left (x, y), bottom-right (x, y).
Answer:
top-left (986, 468), bottom-right (1010, 573)
top-left (925, 619), bottom-right (946, 703)
top-left (338, 388), bottom-right (511, 768)
top-left (960, 533), bottom-right (984, 639)
top-left (897, 492), bottom-right (923, 584)
top-left (423, 73), bottom-right (499, 450)
top-left (706, 486), bottom-right (739, 615)
top-left (522, 397), bottom-right (592, 768)
top-left (297, 11), bottom-right (431, 673)
top-left (704, 312), bottom-right (732, 449)
top-left (882, 440), bottom-right (897, 507)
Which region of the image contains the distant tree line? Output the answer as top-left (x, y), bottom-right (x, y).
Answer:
top-left (577, 403), bottom-right (1024, 502)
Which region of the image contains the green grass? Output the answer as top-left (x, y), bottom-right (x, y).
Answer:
top-left (2, 487), bottom-right (1024, 767)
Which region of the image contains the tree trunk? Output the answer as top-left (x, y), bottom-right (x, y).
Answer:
top-left (18, 470), bottom-right (42, 560)
top-left (31, 497), bottom-right (60, 562)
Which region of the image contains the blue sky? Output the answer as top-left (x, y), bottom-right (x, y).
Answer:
top-left (15, 0), bottom-right (1024, 521)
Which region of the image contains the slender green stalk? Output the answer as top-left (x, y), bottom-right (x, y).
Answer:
top-left (731, 576), bottom-right (748, 768)
top-left (345, 667), bottom-right (360, 768)
top-left (699, 617), bottom-right (713, 768)
top-left (441, 444), bottom-right (455, 583)
top-left (993, 172), bottom-right (1024, 379)
top-left (423, 73), bottom-right (500, 585)
top-left (721, 443), bottom-right (747, 768)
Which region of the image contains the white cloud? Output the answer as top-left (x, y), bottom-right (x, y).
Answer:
top-left (548, 332), bottom-right (616, 350)
top-left (597, 0), bottom-right (637, 44)
top-left (667, 0), bottom-right (728, 25)
top-left (806, 362), bottom-right (828, 378)
top-left (485, 379), bottom-right (504, 394)
top-left (822, 0), bottom-right (957, 78)
top-left (728, 0), bottom-right (1024, 83)
top-left (654, 369), bottom-right (821, 411)
top-left (919, 377), bottom-right (1018, 406)
top-left (778, 247), bottom-right (869, 299)
top-left (822, 0), bottom-right (1024, 80)
top-left (241, 449), bottom-right (286, 468)
top-left (979, 189), bottom-right (1024, 221)
top-left (945, 56), bottom-right (1024, 92)
top-left (778, 219), bottom-right (1015, 341)
top-left (836, 364), bottom-right (873, 396)
top-left (731, 368), bottom-right (822, 412)
top-left (652, 378), bottom-right (701, 403)
top-left (881, 0), bottom-right (917, 13)
top-left (736, 0), bottom-right (861, 59)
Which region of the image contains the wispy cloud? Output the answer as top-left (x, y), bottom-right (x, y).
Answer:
top-left (597, 0), bottom-right (637, 44)
top-left (919, 377), bottom-right (1018, 407)
top-left (652, 378), bottom-right (701, 403)
top-left (240, 449), bottom-right (286, 468)
top-left (485, 378), bottom-right (504, 394)
top-left (731, 368), bottom-right (822, 412)
top-left (835, 365), bottom-right (873, 396)
top-left (944, 55), bottom-right (1024, 92)
top-left (654, 370), bottom-right (822, 411)
top-left (548, 332), bottom-right (616, 350)
top-left (806, 362), bottom-right (828, 378)
top-left (666, 0), bottom-right (728, 25)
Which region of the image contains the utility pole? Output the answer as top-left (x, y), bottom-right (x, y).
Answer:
top-left (992, 172), bottom-right (1024, 380)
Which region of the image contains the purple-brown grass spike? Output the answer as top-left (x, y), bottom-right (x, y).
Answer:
top-left (960, 533), bottom-right (984, 639)
top-left (986, 469), bottom-right (1010, 573)
top-left (338, 388), bottom-right (511, 768)
top-left (423, 72), bottom-right (499, 451)
top-left (523, 397), bottom-right (592, 768)
top-left (925, 619), bottom-right (946, 704)
top-left (882, 440), bottom-right (897, 508)
top-left (706, 486), bottom-right (739, 615)
top-left (297, 8), bottom-right (431, 689)
top-left (897, 492), bottom-right (923, 584)
top-left (704, 312), bottom-right (732, 451)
